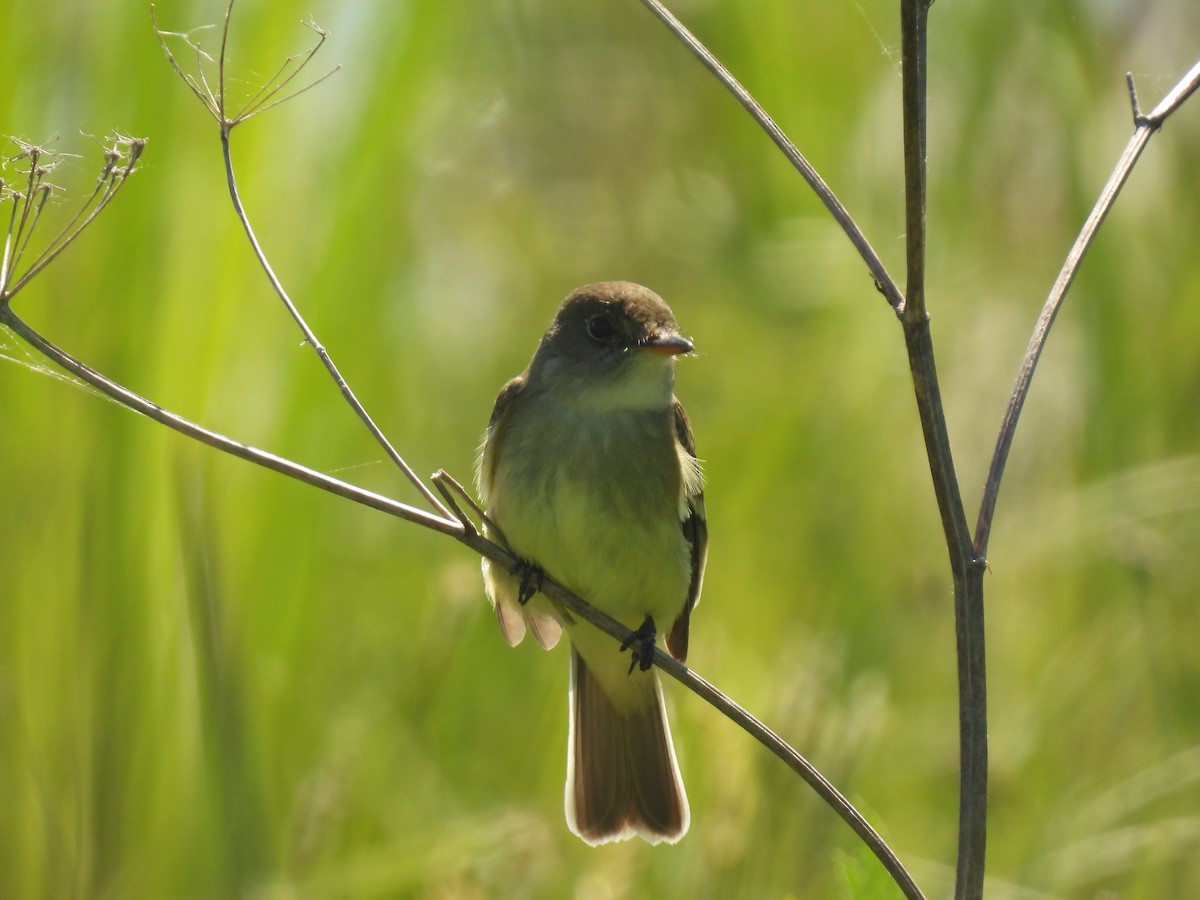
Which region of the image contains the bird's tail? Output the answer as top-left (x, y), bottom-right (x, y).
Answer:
top-left (565, 645), bottom-right (689, 844)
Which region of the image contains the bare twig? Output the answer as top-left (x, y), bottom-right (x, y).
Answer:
top-left (974, 58), bottom-right (1200, 558)
top-left (1, 135), bottom-right (146, 300)
top-left (637, 0), bottom-right (953, 894)
top-left (153, 2), bottom-right (450, 521)
top-left (151, 3), bottom-right (340, 128)
top-left (429, 469), bottom-right (476, 535)
top-left (231, 21), bottom-right (338, 122)
top-left (216, 131), bottom-right (455, 520)
top-left (634, 0), bottom-right (904, 311)
top-left (0, 304), bottom-right (461, 535)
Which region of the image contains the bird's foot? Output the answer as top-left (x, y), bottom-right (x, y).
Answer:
top-left (507, 558), bottom-right (544, 606)
top-left (620, 615), bottom-right (658, 674)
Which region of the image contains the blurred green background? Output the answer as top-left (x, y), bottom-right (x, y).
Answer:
top-left (2, 0), bottom-right (1199, 897)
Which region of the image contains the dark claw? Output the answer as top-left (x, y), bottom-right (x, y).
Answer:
top-left (508, 558), bottom-right (544, 606)
top-left (620, 615), bottom-right (657, 674)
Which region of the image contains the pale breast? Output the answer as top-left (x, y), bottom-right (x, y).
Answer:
top-left (488, 403), bottom-right (691, 629)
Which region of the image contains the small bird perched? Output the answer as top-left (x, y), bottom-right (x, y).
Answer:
top-left (477, 281), bottom-right (707, 845)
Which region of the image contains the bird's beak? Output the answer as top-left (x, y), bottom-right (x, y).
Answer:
top-left (640, 333), bottom-right (695, 357)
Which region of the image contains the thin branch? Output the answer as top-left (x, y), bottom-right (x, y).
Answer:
top-left (151, 13), bottom-right (221, 117)
top-left (151, 3), bottom-right (340, 129)
top-left (634, 0), bottom-right (904, 311)
top-left (664, 666), bottom-right (923, 900)
top-left (1, 135), bottom-right (146, 301)
top-left (899, 0), bottom-right (929, 325)
top-left (432, 468), bottom-right (509, 541)
top-left (897, 3), bottom-right (988, 899)
top-left (0, 304), bottom-right (461, 536)
top-left (903, 319), bottom-right (986, 900)
top-left (14, 136), bottom-right (142, 293)
top-left (430, 469), bottom-right (476, 536)
top-left (973, 58), bottom-right (1200, 558)
top-left (154, 1), bottom-right (448, 519)
top-left (217, 0), bottom-right (233, 120)
top-left (641, 0), bottom-right (957, 893)
top-left (229, 21), bottom-right (340, 124)
top-left (217, 129), bottom-right (455, 520)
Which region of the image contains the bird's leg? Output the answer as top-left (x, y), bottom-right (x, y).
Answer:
top-left (620, 615), bottom-right (658, 674)
top-left (508, 558), bottom-right (544, 606)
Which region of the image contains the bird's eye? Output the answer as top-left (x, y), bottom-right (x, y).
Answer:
top-left (585, 315), bottom-right (616, 344)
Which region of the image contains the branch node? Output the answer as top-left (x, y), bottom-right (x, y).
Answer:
top-left (431, 469), bottom-right (478, 536)
top-left (1, 134), bottom-right (146, 302)
top-left (1126, 72), bottom-right (1143, 122)
top-left (1126, 72), bottom-right (1159, 131)
top-left (152, 0), bottom-right (339, 130)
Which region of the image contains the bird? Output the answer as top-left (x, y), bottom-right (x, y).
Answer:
top-left (477, 281), bottom-right (707, 845)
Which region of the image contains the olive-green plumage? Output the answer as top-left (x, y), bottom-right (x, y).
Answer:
top-left (478, 282), bottom-right (706, 844)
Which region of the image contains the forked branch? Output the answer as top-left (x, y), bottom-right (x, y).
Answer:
top-left (974, 58), bottom-right (1200, 558)
top-left (152, 3), bottom-right (451, 520)
top-left (1, 135), bottom-right (145, 301)
top-left (150, 2), bottom-right (339, 127)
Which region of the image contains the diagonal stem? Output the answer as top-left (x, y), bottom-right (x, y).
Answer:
top-left (897, 2), bottom-right (987, 897)
top-left (973, 58), bottom-right (1200, 559)
top-left (899, 0), bottom-right (928, 325)
top-left (0, 303), bottom-right (461, 535)
top-left (218, 127), bottom-right (454, 521)
top-left (635, 0), bottom-right (904, 311)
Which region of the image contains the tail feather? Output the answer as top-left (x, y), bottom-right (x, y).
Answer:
top-left (565, 646), bottom-right (689, 845)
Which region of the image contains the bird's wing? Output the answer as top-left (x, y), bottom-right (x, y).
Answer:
top-left (476, 374), bottom-right (527, 502)
top-left (478, 373), bottom-right (564, 651)
top-left (666, 399), bottom-right (707, 662)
